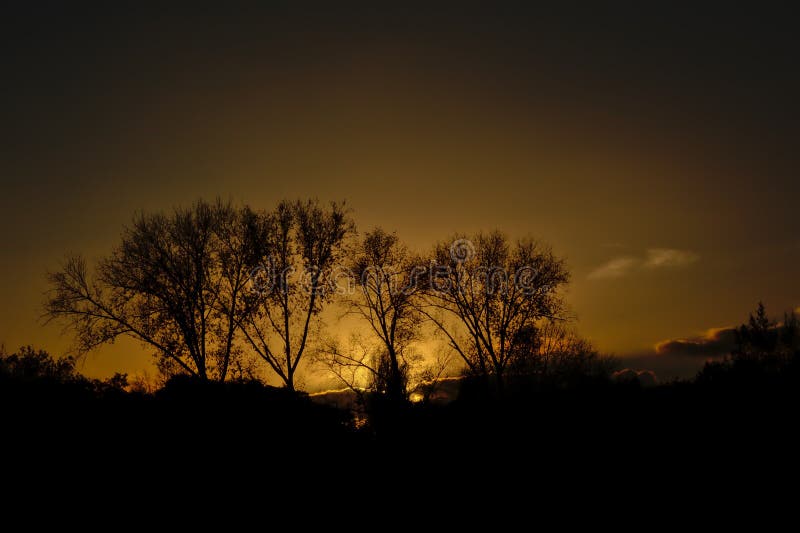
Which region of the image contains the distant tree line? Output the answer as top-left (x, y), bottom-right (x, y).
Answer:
top-left (0, 345), bottom-right (128, 397)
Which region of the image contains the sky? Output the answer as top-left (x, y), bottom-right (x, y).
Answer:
top-left (1, 3), bottom-right (798, 384)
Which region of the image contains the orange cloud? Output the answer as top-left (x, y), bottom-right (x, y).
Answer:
top-left (655, 327), bottom-right (736, 358)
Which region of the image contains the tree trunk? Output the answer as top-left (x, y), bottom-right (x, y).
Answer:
top-left (387, 348), bottom-right (405, 403)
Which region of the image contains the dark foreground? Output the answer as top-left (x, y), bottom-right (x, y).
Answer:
top-left (3, 371), bottom-right (799, 480)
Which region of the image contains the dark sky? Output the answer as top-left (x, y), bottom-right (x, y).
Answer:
top-left (2, 3), bottom-right (798, 381)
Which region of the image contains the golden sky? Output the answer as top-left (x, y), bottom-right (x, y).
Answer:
top-left (1, 4), bottom-right (798, 383)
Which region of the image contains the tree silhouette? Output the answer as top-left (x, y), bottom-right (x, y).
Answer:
top-left (0, 346), bottom-right (77, 383)
top-left (735, 302), bottom-right (777, 360)
top-left (734, 303), bottom-right (800, 363)
top-left (698, 303), bottom-right (800, 385)
top-left (419, 231), bottom-right (569, 389)
top-left (0, 345), bottom-right (129, 399)
top-left (510, 321), bottom-right (616, 384)
top-left (239, 200), bottom-right (352, 390)
top-left (344, 228), bottom-right (423, 401)
top-left (45, 200), bottom-right (264, 381)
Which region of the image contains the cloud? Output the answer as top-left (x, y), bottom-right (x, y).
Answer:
top-left (612, 327), bottom-right (733, 382)
top-left (644, 248), bottom-right (699, 269)
top-left (617, 353), bottom-right (709, 380)
top-left (588, 248), bottom-right (698, 280)
top-left (612, 368), bottom-right (659, 386)
top-left (587, 257), bottom-right (639, 279)
top-left (654, 327), bottom-right (737, 358)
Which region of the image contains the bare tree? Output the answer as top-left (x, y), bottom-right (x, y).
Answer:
top-left (419, 231), bottom-right (570, 389)
top-left (240, 200), bottom-right (352, 391)
top-left (318, 338), bottom-right (453, 404)
top-left (510, 321), bottom-right (615, 381)
top-left (318, 335), bottom-right (413, 405)
top-left (45, 200), bottom-right (263, 381)
top-left (343, 228), bottom-right (423, 401)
